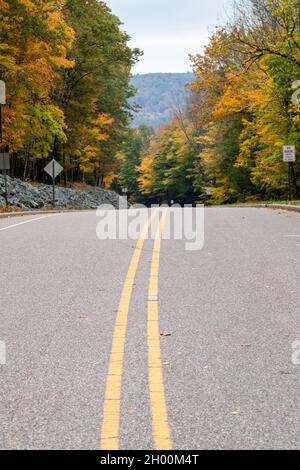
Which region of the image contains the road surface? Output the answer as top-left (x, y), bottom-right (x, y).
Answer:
top-left (0, 207), bottom-right (300, 450)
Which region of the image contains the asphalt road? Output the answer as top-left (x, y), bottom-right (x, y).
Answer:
top-left (0, 207), bottom-right (300, 450)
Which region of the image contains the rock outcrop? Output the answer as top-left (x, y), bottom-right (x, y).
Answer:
top-left (0, 175), bottom-right (123, 210)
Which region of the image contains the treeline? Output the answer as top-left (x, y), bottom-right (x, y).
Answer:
top-left (3, 0), bottom-right (300, 202)
top-left (0, 0), bottom-right (139, 185)
top-left (117, 119), bottom-right (202, 205)
top-left (121, 0), bottom-right (300, 204)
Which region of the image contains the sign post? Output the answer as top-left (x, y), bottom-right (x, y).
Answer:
top-left (283, 145), bottom-right (296, 201)
top-left (0, 80), bottom-right (8, 206)
top-left (44, 159), bottom-right (63, 207)
top-left (120, 188), bottom-right (128, 209)
top-left (0, 80), bottom-right (5, 146)
top-left (0, 152), bottom-right (9, 205)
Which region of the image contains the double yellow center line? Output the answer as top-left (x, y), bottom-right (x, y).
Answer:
top-left (147, 209), bottom-right (172, 449)
top-left (100, 208), bottom-right (172, 450)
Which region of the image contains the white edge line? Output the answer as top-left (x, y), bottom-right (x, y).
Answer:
top-left (0, 214), bottom-right (60, 232)
top-left (283, 235), bottom-right (300, 238)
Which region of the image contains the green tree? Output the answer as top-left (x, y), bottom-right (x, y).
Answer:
top-left (138, 120), bottom-right (201, 204)
top-left (118, 125), bottom-right (153, 202)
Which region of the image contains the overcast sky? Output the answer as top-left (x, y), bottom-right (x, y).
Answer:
top-left (105, 0), bottom-right (232, 74)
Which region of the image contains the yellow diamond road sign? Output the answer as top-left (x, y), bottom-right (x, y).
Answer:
top-left (44, 159), bottom-right (63, 179)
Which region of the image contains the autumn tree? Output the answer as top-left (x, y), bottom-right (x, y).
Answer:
top-left (138, 119), bottom-right (201, 204)
top-left (57, 0), bottom-right (140, 186)
top-left (0, 0), bottom-right (74, 179)
top-left (0, 0), bottom-right (139, 186)
top-left (186, 0), bottom-right (300, 202)
top-left (117, 125), bottom-right (153, 202)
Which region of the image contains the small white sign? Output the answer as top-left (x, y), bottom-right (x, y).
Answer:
top-left (292, 81), bottom-right (300, 105)
top-left (0, 152), bottom-right (9, 170)
top-left (0, 80), bottom-right (6, 105)
top-left (283, 145), bottom-right (296, 163)
top-left (44, 159), bottom-right (63, 179)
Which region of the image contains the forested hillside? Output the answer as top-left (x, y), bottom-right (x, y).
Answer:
top-left (130, 73), bottom-right (193, 128)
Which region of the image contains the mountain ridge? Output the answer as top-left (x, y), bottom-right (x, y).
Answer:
top-left (130, 72), bottom-right (193, 128)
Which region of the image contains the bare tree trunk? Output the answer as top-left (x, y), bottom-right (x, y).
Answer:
top-left (23, 156), bottom-right (28, 181)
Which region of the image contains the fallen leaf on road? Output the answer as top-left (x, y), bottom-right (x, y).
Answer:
top-left (160, 332), bottom-right (172, 337)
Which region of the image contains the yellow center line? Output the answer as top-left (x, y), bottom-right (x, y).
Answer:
top-left (100, 208), bottom-right (159, 450)
top-left (147, 208), bottom-right (172, 450)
